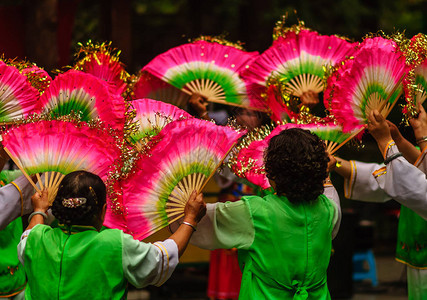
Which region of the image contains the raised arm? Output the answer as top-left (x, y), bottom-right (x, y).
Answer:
top-left (375, 143), bottom-right (427, 220)
top-left (388, 120), bottom-right (420, 165)
top-left (168, 191), bottom-right (206, 256)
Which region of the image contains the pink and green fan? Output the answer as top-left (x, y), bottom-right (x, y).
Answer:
top-left (73, 41), bottom-right (129, 96)
top-left (294, 122), bottom-right (365, 154)
top-left (4, 58), bottom-right (52, 94)
top-left (20, 65), bottom-right (52, 94)
top-left (1, 120), bottom-right (121, 204)
top-left (228, 124), bottom-right (278, 189)
top-left (0, 63), bottom-right (41, 123)
top-left (129, 98), bottom-right (192, 151)
top-left (411, 60), bottom-right (427, 106)
top-left (120, 118), bottom-right (246, 240)
top-left (229, 121), bottom-right (363, 189)
top-left (142, 40), bottom-right (265, 110)
top-left (130, 71), bottom-right (190, 108)
top-left (39, 70), bottom-right (126, 132)
top-left (241, 29), bottom-right (356, 119)
top-left (401, 34), bottom-right (427, 118)
top-left (327, 37), bottom-right (407, 132)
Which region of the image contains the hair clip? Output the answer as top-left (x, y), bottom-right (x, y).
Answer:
top-left (89, 186), bottom-right (98, 204)
top-left (62, 197), bottom-right (87, 208)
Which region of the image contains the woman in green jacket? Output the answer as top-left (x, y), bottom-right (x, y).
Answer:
top-left (17, 170), bottom-right (206, 300)
top-left (190, 128), bottom-right (341, 299)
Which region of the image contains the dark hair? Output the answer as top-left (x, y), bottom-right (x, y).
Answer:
top-left (264, 128), bottom-right (329, 203)
top-left (51, 171), bottom-right (106, 226)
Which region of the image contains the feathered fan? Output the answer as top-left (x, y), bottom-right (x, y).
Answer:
top-left (229, 121), bottom-right (362, 189)
top-left (242, 29), bottom-right (356, 120)
top-left (129, 98), bottom-right (192, 151)
top-left (0, 63), bottom-right (40, 123)
top-left (119, 118), bottom-right (246, 240)
top-left (130, 71), bottom-right (190, 108)
top-left (327, 37), bottom-right (407, 132)
top-left (38, 70), bottom-right (126, 132)
top-left (73, 41), bottom-right (129, 96)
top-left (143, 40), bottom-right (265, 110)
top-left (1, 120), bottom-right (121, 204)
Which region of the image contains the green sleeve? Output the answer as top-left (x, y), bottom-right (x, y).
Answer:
top-left (122, 234), bottom-right (179, 288)
top-left (0, 170), bottom-right (23, 186)
top-left (190, 201), bottom-right (255, 250)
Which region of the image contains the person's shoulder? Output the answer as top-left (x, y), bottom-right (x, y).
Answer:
top-left (241, 194), bottom-right (266, 203)
top-left (99, 226), bottom-right (125, 237)
top-left (317, 194), bottom-right (337, 209)
top-left (27, 224), bottom-right (56, 239)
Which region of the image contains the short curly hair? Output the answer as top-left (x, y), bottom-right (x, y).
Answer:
top-left (264, 128), bottom-right (329, 203)
top-left (51, 171), bottom-right (106, 226)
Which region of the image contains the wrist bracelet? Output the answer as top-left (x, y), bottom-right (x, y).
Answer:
top-left (416, 136), bottom-right (427, 145)
top-left (384, 152), bottom-right (403, 165)
top-left (28, 211), bottom-right (47, 224)
top-left (182, 221), bottom-right (197, 231)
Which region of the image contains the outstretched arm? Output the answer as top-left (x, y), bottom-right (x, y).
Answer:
top-left (168, 191), bottom-right (206, 257)
top-left (122, 191), bottom-right (206, 288)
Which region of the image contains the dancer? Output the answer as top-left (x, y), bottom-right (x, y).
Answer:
top-left (17, 171), bottom-right (206, 299)
top-left (188, 128), bottom-right (341, 299)
top-left (0, 169), bottom-right (28, 300)
top-left (331, 108), bottom-right (427, 300)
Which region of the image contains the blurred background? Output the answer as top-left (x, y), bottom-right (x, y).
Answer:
top-left (1, 0), bottom-right (426, 299)
top-left (0, 0), bottom-right (426, 74)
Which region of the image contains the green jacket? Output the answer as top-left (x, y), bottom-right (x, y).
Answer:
top-left (396, 206), bottom-right (427, 269)
top-left (237, 194), bottom-right (336, 299)
top-left (24, 225), bottom-right (127, 299)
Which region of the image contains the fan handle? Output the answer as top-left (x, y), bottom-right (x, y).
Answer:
top-left (198, 141), bottom-right (238, 193)
top-left (3, 147), bottom-right (40, 193)
top-left (377, 73), bottom-right (405, 117)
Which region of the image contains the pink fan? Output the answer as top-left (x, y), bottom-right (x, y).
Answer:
top-left (1, 120), bottom-right (121, 204)
top-left (242, 29), bottom-right (356, 120)
top-left (129, 98), bottom-right (192, 151)
top-left (20, 65), bottom-right (52, 93)
top-left (229, 123), bottom-right (295, 189)
top-left (4, 59), bottom-right (52, 94)
top-left (230, 121), bottom-right (363, 189)
top-left (130, 71), bottom-right (191, 108)
top-left (118, 118), bottom-right (246, 240)
top-left (39, 70), bottom-right (126, 132)
top-left (402, 34), bottom-right (427, 118)
top-left (328, 37), bottom-right (407, 132)
top-left (143, 40), bottom-right (265, 110)
top-left (73, 41), bottom-right (129, 96)
top-left (0, 63), bottom-right (40, 123)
